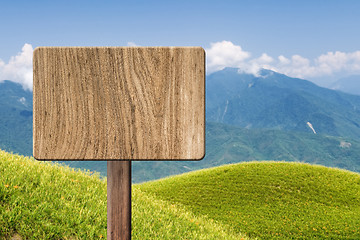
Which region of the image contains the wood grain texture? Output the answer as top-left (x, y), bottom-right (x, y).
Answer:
top-left (107, 161), bottom-right (131, 239)
top-left (33, 47), bottom-right (205, 160)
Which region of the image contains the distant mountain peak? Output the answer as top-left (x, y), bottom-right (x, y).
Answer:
top-left (257, 68), bottom-right (276, 78)
top-left (0, 80), bottom-right (23, 88)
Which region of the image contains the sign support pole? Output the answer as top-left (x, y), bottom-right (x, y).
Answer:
top-left (107, 161), bottom-right (132, 240)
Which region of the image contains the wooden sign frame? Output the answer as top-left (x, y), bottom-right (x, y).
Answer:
top-left (33, 47), bottom-right (205, 161)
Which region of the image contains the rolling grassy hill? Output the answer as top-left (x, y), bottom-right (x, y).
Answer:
top-left (140, 161), bottom-right (360, 239)
top-left (0, 150), bottom-right (247, 240)
top-left (1, 150), bottom-right (360, 239)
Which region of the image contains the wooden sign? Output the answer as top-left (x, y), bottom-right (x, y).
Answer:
top-left (33, 47), bottom-right (205, 239)
top-left (33, 47), bottom-right (205, 160)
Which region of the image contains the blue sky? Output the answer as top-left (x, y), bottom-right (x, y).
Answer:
top-left (1, 0), bottom-right (360, 89)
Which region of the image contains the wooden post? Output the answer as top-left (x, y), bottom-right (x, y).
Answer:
top-left (107, 161), bottom-right (131, 240)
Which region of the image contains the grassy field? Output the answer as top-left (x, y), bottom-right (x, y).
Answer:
top-left (0, 150), bottom-right (107, 239)
top-left (1, 149), bottom-right (360, 239)
top-left (140, 161), bottom-right (360, 239)
top-left (0, 150), bottom-right (247, 239)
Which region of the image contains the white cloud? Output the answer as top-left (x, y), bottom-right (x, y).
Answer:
top-left (0, 43), bottom-right (33, 91)
top-left (257, 53), bottom-right (274, 64)
top-left (206, 41), bottom-right (251, 73)
top-left (274, 55), bottom-right (318, 79)
top-left (0, 42), bottom-right (140, 91)
top-left (127, 42), bottom-right (139, 47)
top-left (315, 51), bottom-right (360, 74)
top-left (206, 41), bottom-right (360, 80)
top-left (4, 42), bottom-right (360, 91)
top-left (278, 55), bottom-right (290, 65)
top-left (245, 53), bottom-right (275, 76)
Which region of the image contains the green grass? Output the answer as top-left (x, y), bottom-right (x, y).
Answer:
top-left (132, 187), bottom-right (247, 240)
top-left (140, 161), bottom-right (360, 239)
top-left (0, 150), bottom-right (107, 239)
top-left (0, 150), bottom-right (248, 240)
top-left (2, 149), bottom-right (360, 239)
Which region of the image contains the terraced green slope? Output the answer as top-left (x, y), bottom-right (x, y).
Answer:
top-left (140, 161), bottom-right (360, 239)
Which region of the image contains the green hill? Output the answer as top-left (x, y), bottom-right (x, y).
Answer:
top-left (139, 161), bottom-right (360, 239)
top-left (0, 150), bottom-right (247, 240)
top-left (2, 150), bottom-right (360, 239)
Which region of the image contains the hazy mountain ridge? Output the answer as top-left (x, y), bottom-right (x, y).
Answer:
top-left (330, 75), bottom-right (360, 96)
top-left (14, 121), bottom-right (360, 183)
top-left (206, 68), bottom-right (360, 139)
top-left (0, 80), bottom-right (32, 156)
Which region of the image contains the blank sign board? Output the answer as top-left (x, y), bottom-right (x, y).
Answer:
top-left (33, 47), bottom-right (205, 160)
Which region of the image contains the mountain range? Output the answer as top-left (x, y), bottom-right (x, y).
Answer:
top-left (0, 81), bottom-right (32, 156)
top-left (2, 68), bottom-right (360, 182)
top-left (207, 68), bottom-right (360, 139)
top-left (330, 74), bottom-right (360, 96)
